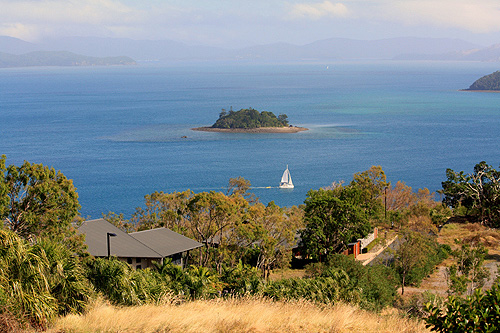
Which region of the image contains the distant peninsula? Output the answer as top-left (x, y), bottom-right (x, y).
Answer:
top-left (0, 51), bottom-right (136, 68)
top-left (192, 108), bottom-right (308, 133)
top-left (464, 70), bottom-right (500, 91)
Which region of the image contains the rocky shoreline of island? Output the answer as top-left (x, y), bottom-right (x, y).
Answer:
top-left (460, 89), bottom-right (500, 93)
top-left (191, 126), bottom-right (309, 133)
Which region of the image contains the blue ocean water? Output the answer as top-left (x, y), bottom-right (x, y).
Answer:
top-left (1, 61), bottom-right (500, 218)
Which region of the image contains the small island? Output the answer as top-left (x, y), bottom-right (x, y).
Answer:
top-left (192, 107), bottom-right (308, 133)
top-left (463, 70), bottom-right (500, 92)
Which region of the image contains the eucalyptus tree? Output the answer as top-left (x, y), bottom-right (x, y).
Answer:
top-left (0, 156), bottom-right (80, 241)
top-left (350, 165), bottom-right (389, 202)
top-left (130, 189), bottom-right (194, 232)
top-left (393, 230), bottom-right (431, 295)
top-left (442, 161), bottom-right (500, 227)
top-left (186, 191), bottom-right (247, 270)
top-left (244, 202), bottom-right (303, 279)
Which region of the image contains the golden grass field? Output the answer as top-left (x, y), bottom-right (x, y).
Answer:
top-left (49, 297), bottom-right (428, 333)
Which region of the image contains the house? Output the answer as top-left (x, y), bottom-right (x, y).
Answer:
top-left (292, 228), bottom-right (379, 261)
top-left (342, 228), bottom-right (378, 259)
top-left (77, 218), bottom-right (203, 269)
top-left (130, 228), bottom-right (203, 268)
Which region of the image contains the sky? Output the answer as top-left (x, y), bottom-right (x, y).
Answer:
top-left (1, 0), bottom-right (500, 48)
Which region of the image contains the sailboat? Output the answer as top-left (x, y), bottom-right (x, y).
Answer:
top-left (279, 165), bottom-right (294, 189)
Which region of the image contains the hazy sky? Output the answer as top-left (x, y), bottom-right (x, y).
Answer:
top-left (1, 0), bottom-right (500, 47)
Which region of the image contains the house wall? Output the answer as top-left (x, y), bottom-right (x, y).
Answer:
top-left (115, 252), bottom-right (190, 270)
top-left (358, 227), bottom-right (378, 250)
top-left (343, 241), bottom-right (361, 258)
top-left (118, 257), bottom-right (157, 270)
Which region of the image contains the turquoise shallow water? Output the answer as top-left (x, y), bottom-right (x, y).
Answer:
top-left (1, 61), bottom-right (499, 218)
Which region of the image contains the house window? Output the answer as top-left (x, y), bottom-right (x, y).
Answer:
top-left (136, 258), bottom-right (141, 264)
top-left (136, 265), bottom-right (142, 270)
top-left (172, 253), bottom-right (182, 265)
top-left (127, 258), bottom-right (132, 264)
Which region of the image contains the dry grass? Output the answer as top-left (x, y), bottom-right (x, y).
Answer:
top-left (0, 311), bottom-right (28, 333)
top-left (49, 297), bottom-right (428, 333)
top-left (439, 222), bottom-right (500, 254)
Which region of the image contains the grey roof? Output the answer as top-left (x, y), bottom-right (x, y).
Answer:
top-left (130, 228), bottom-right (203, 257)
top-left (77, 219), bottom-right (162, 258)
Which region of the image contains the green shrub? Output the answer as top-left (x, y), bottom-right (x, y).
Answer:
top-left (183, 265), bottom-right (221, 299)
top-left (220, 261), bottom-right (263, 295)
top-left (425, 283), bottom-right (500, 332)
top-left (263, 275), bottom-right (352, 304)
top-left (84, 257), bottom-right (142, 305)
top-left (326, 254), bottom-right (398, 310)
top-left (152, 259), bottom-right (189, 295)
top-left (31, 239), bottom-right (93, 316)
top-left (152, 260), bottom-right (223, 299)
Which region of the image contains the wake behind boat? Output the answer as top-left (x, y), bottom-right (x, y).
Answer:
top-left (279, 165), bottom-right (294, 189)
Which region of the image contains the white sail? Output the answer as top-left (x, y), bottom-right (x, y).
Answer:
top-left (281, 169), bottom-right (290, 183)
top-left (279, 165), bottom-right (294, 188)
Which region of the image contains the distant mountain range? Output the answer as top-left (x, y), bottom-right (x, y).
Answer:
top-left (396, 43), bottom-right (500, 62)
top-left (1, 35), bottom-right (499, 65)
top-left (236, 37), bottom-right (481, 61)
top-left (0, 50), bottom-right (136, 68)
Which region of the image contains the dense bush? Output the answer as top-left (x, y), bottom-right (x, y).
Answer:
top-left (85, 258), bottom-right (223, 304)
top-left (0, 229), bottom-right (92, 329)
top-left (263, 268), bottom-right (360, 304)
top-left (324, 255), bottom-right (398, 310)
top-left (404, 242), bottom-right (450, 287)
top-left (84, 257), bottom-right (148, 305)
top-left (220, 261), bottom-right (263, 295)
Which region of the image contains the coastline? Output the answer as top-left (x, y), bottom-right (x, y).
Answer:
top-left (191, 126), bottom-right (309, 133)
top-left (460, 89), bottom-right (500, 93)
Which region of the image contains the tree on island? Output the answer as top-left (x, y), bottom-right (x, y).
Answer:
top-left (211, 108), bottom-right (289, 129)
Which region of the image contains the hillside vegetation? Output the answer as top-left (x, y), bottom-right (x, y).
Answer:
top-left (4, 155), bottom-right (500, 332)
top-left (467, 70), bottom-right (500, 90)
top-left (211, 108), bottom-right (289, 129)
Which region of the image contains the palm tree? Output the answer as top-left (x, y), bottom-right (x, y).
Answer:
top-left (0, 229), bottom-right (56, 328)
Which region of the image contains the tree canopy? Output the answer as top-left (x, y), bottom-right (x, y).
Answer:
top-left (211, 108), bottom-right (289, 129)
top-left (124, 178), bottom-right (303, 275)
top-left (300, 186), bottom-right (372, 260)
top-left (0, 155), bottom-right (80, 241)
top-left (441, 161), bottom-right (500, 227)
